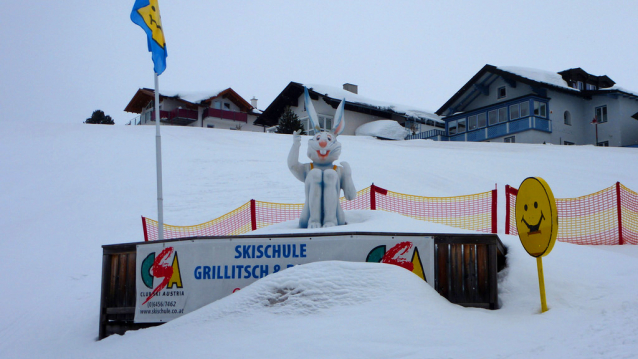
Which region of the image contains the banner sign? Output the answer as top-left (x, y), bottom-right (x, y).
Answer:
top-left (134, 234), bottom-right (434, 323)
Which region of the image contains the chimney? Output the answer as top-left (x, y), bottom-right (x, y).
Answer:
top-left (343, 83), bottom-right (358, 94)
top-left (250, 97), bottom-right (258, 109)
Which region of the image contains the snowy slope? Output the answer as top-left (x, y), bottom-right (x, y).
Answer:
top-left (1, 122), bottom-right (638, 358)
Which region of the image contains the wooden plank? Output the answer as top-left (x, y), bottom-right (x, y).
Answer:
top-left (435, 243), bottom-right (449, 298)
top-left (120, 231), bottom-right (503, 249)
top-left (466, 244), bottom-right (477, 304)
top-left (108, 255), bottom-right (119, 309)
top-left (450, 243), bottom-right (463, 303)
top-left (476, 244), bottom-right (488, 304)
top-left (99, 253), bottom-right (111, 340)
top-left (125, 253), bottom-right (136, 310)
top-left (116, 254), bottom-right (128, 321)
top-left (104, 322), bottom-right (163, 338)
top-left (102, 243), bottom-right (137, 255)
top-left (106, 307), bottom-right (135, 315)
top-left (465, 244), bottom-right (475, 304)
top-left (488, 244), bottom-right (498, 309)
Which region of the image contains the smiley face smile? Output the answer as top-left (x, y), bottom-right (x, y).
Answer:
top-left (521, 201), bottom-right (546, 234)
top-left (521, 212), bottom-right (545, 234)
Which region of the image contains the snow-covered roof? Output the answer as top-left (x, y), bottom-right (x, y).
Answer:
top-left (496, 66), bottom-right (579, 92)
top-left (160, 89), bottom-right (227, 104)
top-left (607, 85), bottom-right (638, 98)
top-left (496, 66), bottom-right (638, 97)
top-left (304, 83), bottom-right (443, 124)
top-left (125, 87), bottom-right (255, 114)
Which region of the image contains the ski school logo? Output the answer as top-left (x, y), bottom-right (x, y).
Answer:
top-left (366, 241), bottom-right (426, 282)
top-left (140, 247), bottom-right (183, 304)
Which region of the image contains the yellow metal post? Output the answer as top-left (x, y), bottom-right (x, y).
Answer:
top-left (537, 256), bottom-right (548, 313)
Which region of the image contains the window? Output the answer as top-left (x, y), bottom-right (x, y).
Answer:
top-left (300, 117), bottom-right (310, 133)
top-left (214, 101), bottom-right (221, 109)
top-left (300, 115), bottom-right (333, 134)
top-left (564, 111), bottom-right (572, 125)
top-left (564, 141), bottom-right (575, 145)
top-left (504, 136), bottom-right (515, 143)
top-left (595, 105), bottom-right (608, 123)
top-left (509, 104), bottom-right (520, 120)
top-left (586, 84), bottom-right (597, 90)
top-left (223, 102), bottom-right (231, 110)
top-left (477, 113), bottom-right (487, 128)
top-left (448, 120), bottom-right (457, 135)
top-left (597, 141), bottom-right (609, 147)
top-left (498, 107), bottom-right (508, 123)
top-left (534, 101), bottom-right (547, 117)
top-left (207, 124), bottom-right (215, 128)
top-left (319, 115), bottom-right (332, 130)
top-left (520, 102), bottom-right (530, 117)
top-left (497, 86), bottom-right (507, 99)
top-left (457, 118), bottom-right (466, 133)
top-left (405, 120), bottom-right (419, 134)
top-left (577, 81), bottom-right (584, 90)
top-left (468, 116), bottom-right (477, 130)
top-left (488, 110), bottom-right (498, 125)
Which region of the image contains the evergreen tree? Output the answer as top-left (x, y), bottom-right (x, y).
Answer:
top-left (276, 107), bottom-right (305, 134)
top-left (84, 110), bottom-right (115, 125)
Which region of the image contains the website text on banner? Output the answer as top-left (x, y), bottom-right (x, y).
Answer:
top-left (142, 184), bottom-right (498, 241)
top-left (506, 182), bottom-right (638, 245)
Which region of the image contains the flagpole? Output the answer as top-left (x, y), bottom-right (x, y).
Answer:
top-left (154, 72), bottom-right (165, 241)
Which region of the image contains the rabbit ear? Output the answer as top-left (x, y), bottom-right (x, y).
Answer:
top-left (332, 98), bottom-right (346, 136)
top-left (303, 87), bottom-right (321, 133)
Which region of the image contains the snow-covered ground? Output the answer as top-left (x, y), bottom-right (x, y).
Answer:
top-left (1, 121), bottom-right (638, 358)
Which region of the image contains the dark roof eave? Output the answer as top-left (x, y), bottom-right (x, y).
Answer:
top-left (255, 82), bottom-right (437, 126)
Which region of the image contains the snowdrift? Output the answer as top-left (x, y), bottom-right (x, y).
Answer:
top-left (1, 121), bottom-right (638, 358)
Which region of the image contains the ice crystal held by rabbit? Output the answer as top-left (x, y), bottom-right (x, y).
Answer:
top-left (287, 87), bottom-right (357, 228)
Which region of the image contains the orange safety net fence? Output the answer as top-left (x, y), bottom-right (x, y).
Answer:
top-left (143, 184), bottom-right (497, 241)
top-left (505, 182), bottom-right (638, 245)
top-left (372, 186), bottom-right (497, 233)
top-left (143, 201), bottom-right (253, 240)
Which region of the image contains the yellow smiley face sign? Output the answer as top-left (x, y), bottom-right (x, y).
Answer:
top-left (515, 177), bottom-right (558, 257)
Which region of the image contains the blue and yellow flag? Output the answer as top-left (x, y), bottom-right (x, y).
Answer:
top-left (131, 0), bottom-right (167, 75)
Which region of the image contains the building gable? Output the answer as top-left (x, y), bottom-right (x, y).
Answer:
top-left (435, 65), bottom-right (592, 117)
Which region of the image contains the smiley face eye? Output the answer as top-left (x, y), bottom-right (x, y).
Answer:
top-left (524, 204), bottom-right (528, 211)
top-left (534, 202), bottom-right (538, 208)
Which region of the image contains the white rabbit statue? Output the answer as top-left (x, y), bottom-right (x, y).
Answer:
top-left (288, 87), bottom-right (357, 228)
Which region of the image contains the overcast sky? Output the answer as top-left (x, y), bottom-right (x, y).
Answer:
top-left (1, 0), bottom-right (636, 125)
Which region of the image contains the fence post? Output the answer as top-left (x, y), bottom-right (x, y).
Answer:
top-left (250, 200), bottom-right (257, 231)
top-left (142, 216), bottom-right (149, 242)
top-left (491, 185), bottom-right (498, 234)
top-left (370, 184), bottom-right (377, 210)
top-left (616, 182), bottom-right (624, 245)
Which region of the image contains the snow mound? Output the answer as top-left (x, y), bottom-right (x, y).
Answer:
top-left (186, 261), bottom-right (440, 320)
top-left (355, 120), bottom-right (409, 140)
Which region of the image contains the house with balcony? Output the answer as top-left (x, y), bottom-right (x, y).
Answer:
top-left (254, 82), bottom-right (444, 136)
top-left (124, 88), bottom-right (265, 131)
top-left (426, 65), bottom-right (638, 147)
